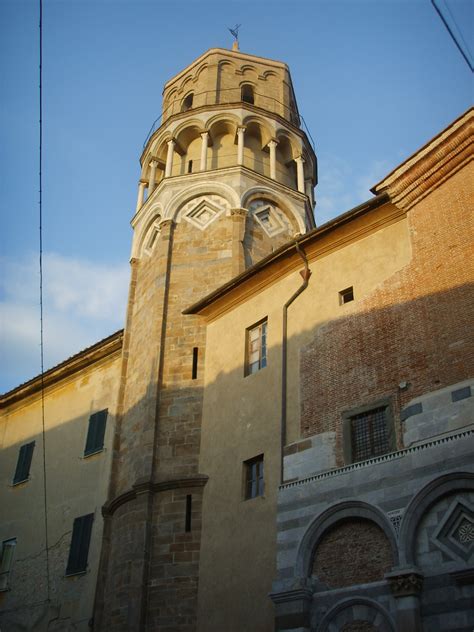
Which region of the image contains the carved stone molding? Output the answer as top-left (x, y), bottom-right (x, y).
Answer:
top-left (387, 570), bottom-right (424, 597)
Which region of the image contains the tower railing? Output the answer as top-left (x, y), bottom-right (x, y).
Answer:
top-left (142, 88), bottom-right (313, 149)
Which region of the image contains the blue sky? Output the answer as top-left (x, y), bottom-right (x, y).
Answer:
top-left (1, 0), bottom-right (472, 393)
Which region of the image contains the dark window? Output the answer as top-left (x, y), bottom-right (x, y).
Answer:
top-left (13, 442), bottom-right (35, 484)
top-left (185, 495), bottom-right (192, 532)
top-left (246, 319), bottom-right (267, 376)
top-left (339, 286), bottom-right (354, 304)
top-left (66, 514), bottom-right (94, 575)
top-left (241, 84), bottom-right (255, 104)
top-left (244, 455), bottom-right (264, 499)
top-left (0, 538), bottom-right (16, 591)
top-left (181, 93), bottom-right (193, 112)
top-left (350, 406), bottom-right (391, 462)
top-left (192, 347), bottom-right (198, 380)
top-left (84, 409), bottom-right (108, 456)
top-left (187, 159), bottom-right (193, 173)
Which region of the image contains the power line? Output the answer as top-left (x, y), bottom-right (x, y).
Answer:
top-left (431, 0), bottom-right (474, 72)
top-left (39, 0), bottom-right (51, 603)
top-left (442, 0), bottom-right (473, 60)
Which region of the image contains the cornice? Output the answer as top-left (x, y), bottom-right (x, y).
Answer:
top-left (0, 330), bottom-right (124, 409)
top-left (103, 474), bottom-right (209, 516)
top-left (373, 108), bottom-right (473, 210)
top-left (163, 48), bottom-right (288, 91)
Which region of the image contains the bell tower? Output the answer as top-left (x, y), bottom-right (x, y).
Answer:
top-left (94, 47), bottom-right (317, 631)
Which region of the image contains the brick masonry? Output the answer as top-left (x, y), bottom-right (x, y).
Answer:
top-left (300, 162), bottom-right (474, 465)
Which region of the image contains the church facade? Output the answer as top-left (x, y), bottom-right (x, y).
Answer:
top-left (0, 47), bottom-right (473, 632)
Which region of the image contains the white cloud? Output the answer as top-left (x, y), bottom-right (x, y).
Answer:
top-left (0, 253), bottom-right (129, 393)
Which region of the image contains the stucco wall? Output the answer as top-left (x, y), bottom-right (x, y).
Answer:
top-left (0, 351), bottom-right (121, 631)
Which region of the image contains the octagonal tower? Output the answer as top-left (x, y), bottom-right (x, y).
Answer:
top-left (94, 47), bottom-right (317, 631)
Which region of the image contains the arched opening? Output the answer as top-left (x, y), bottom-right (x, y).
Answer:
top-left (312, 518), bottom-right (393, 588)
top-left (276, 135), bottom-right (297, 189)
top-left (208, 119), bottom-right (237, 170)
top-left (181, 92), bottom-right (194, 112)
top-left (241, 84), bottom-right (255, 105)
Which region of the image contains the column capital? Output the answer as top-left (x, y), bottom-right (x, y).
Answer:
top-left (267, 138), bottom-right (279, 147)
top-left (139, 179), bottom-right (148, 185)
top-left (237, 125), bottom-right (246, 133)
top-left (167, 137), bottom-right (176, 147)
top-left (149, 159), bottom-right (159, 167)
top-left (230, 207), bottom-right (248, 218)
top-left (200, 130), bottom-right (209, 138)
top-left (295, 154), bottom-right (305, 163)
top-left (386, 569), bottom-right (424, 597)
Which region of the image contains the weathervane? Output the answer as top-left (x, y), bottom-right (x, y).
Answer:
top-left (228, 24), bottom-right (241, 50)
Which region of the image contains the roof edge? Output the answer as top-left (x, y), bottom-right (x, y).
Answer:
top-left (0, 329), bottom-right (124, 408)
top-left (183, 192), bottom-right (389, 316)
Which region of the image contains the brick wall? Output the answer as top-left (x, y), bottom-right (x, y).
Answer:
top-left (300, 162), bottom-right (474, 463)
top-left (312, 519), bottom-right (392, 588)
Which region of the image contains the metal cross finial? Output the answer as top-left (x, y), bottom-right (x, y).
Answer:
top-left (228, 24), bottom-right (241, 43)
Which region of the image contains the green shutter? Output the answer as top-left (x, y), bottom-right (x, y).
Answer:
top-left (13, 442), bottom-right (35, 484)
top-left (66, 513), bottom-right (94, 575)
top-left (84, 409), bottom-right (108, 456)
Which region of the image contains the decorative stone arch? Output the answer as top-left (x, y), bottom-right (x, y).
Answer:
top-left (295, 501), bottom-right (399, 579)
top-left (163, 87), bottom-right (178, 117)
top-left (205, 112), bottom-right (240, 136)
top-left (178, 74), bottom-right (194, 95)
top-left (242, 114), bottom-right (275, 147)
top-left (194, 62), bottom-right (208, 82)
top-left (275, 128), bottom-right (301, 160)
top-left (132, 202), bottom-right (163, 259)
top-left (398, 471), bottom-right (474, 566)
top-left (239, 63), bottom-right (258, 75)
top-left (174, 122), bottom-right (203, 152)
top-left (163, 181), bottom-right (240, 222)
top-left (316, 597), bottom-right (396, 632)
top-left (262, 69), bottom-right (278, 80)
top-left (147, 130), bottom-right (173, 166)
top-left (241, 186), bottom-right (305, 234)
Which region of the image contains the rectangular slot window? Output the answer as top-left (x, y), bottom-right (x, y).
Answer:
top-left (66, 514), bottom-right (94, 576)
top-left (188, 159), bottom-right (193, 173)
top-left (185, 495), bottom-right (192, 532)
top-left (13, 442), bottom-right (35, 485)
top-left (192, 347), bottom-right (198, 380)
top-left (244, 455), bottom-right (264, 500)
top-left (84, 409), bottom-right (108, 456)
top-left (350, 406), bottom-right (390, 462)
top-left (339, 286), bottom-right (354, 305)
top-left (246, 319), bottom-right (267, 376)
top-left (0, 538), bottom-right (17, 592)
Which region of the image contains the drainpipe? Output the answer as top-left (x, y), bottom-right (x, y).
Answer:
top-left (281, 241), bottom-right (311, 485)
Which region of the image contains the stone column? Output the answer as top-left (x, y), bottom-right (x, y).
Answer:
top-left (295, 155), bottom-right (305, 193)
top-left (148, 160), bottom-right (158, 195)
top-left (165, 139), bottom-right (175, 178)
top-left (230, 208), bottom-right (248, 276)
top-left (268, 139), bottom-right (278, 180)
top-left (387, 568), bottom-right (424, 632)
top-left (200, 131), bottom-right (209, 171)
top-left (135, 180), bottom-right (147, 213)
top-left (237, 126), bottom-right (246, 166)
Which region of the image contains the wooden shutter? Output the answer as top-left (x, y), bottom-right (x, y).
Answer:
top-left (66, 514), bottom-right (94, 575)
top-left (84, 409), bottom-right (108, 456)
top-left (13, 442), bottom-right (35, 484)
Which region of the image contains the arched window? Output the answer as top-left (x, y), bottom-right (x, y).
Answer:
top-left (181, 93), bottom-right (193, 112)
top-left (241, 84), bottom-right (255, 105)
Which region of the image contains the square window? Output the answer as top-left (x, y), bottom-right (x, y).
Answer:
top-left (0, 538), bottom-right (16, 591)
top-left (343, 402), bottom-right (395, 464)
top-left (339, 286), bottom-right (354, 305)
top-left (84, 409), bottom-right (108, 457)
top-left (13, 441), bottom-right (35, 485)
top-left (66, 514), bottom-right (94, 576)
top-left (246, 319), bottom-right (267, 376)
top-left (244, 455), bottom-right (264, 500)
